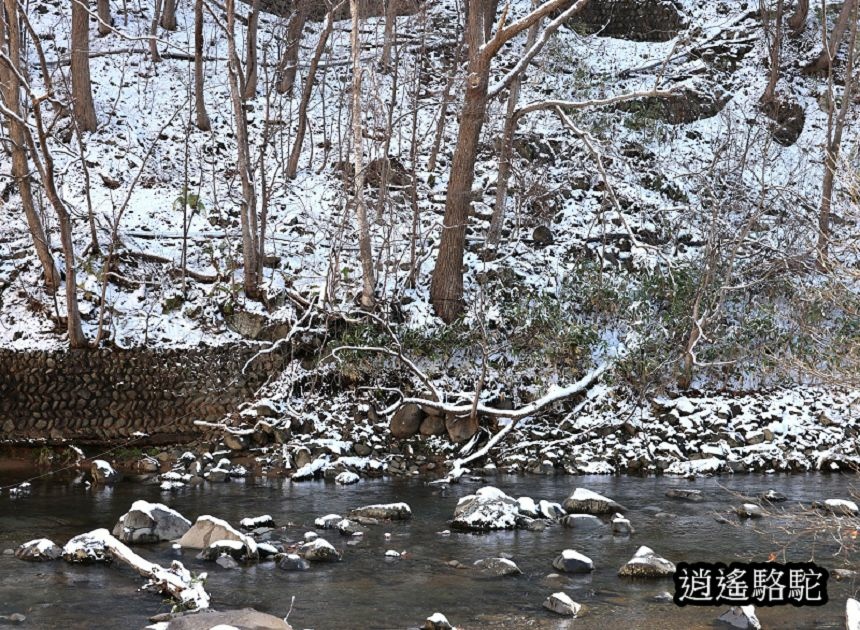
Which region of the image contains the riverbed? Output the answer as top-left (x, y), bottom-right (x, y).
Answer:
top-left (0, 472), bottom-right (857, 629)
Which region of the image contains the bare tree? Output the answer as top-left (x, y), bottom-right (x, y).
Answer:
top-left (161, 0), bottom-right (178, 31)
top-left (788, 0), bottom-right (808, 34)
top-left (71, 0), bottom-right (98, 130)
top-left (816, 0), bottom-right (858, 269)
top-left (150, 0), bottom-right (163, 61)
top-left (0, 0), bottom-right (61, 292)
top-left (807, 0), bottom-right (857, 72)
top-left (430, 0), bottom-right (588, 323)
top-left (194, 0), bottom-right (211, 130)
top-left (97, 0), bottom-right (112, 36)
top-left (243, 0), bottom-right (261, 99)
top-left (380, 0), bottom-right (398, 70)
top-left (760, 0), bottom-right (784, 106)
top-left (276, 1), bottom-right (307, 95)
top-left (350, 0), bottom-right (375, 309)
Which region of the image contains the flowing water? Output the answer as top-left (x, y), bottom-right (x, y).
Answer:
top-left (0, 472), bottom-right (857, 629)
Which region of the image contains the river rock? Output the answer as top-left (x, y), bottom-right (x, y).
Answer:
top-left (198, 539), bottom-right (257, 563)
top-left (164, 608), bottom-right (292, 629)
top-left (538, 500), bottom-right (565, 519)
top-left (474, 557), bottom-right (522, 577)
top-left (847, 598), bottom-right (860, 630)
top-left (112, 500), bottom-right (191, 544)
top-left (277, 553), bottom-right (310, 571)
top-left (718, 605), bottom-right (761, 629)
top-left (612, 513), bottom-right (635, 535)
top-left (759, 489), bottom-right (787, 503)
top-left (452, 486), bottom-right (520, 530)
top-left (618, 546), bottom-right (675, 577)
top-left (15, 538), bottom-right (61, 561)
top-left (552, 549), bottom-right (593, 573)
top-left (239, 515), bottom-right (276, 530)
top-left (735, 503), bottom-right (765, 519)
top-left (315, 514), bottom-right (344, 529)
top-left (299, 537), bottom-right (341, 562)
top-left (62, 531), bottom-right (110, 564)
top-left (216, 555), bottom-right (238, 569)
top-left (561, 514), bottom-right (603, 530)
top-left (390, 403), bottom-right (424, 439)
top-left (335, 471), bottom-right (360, 485)
top-left (543, 592), bottom-right (581, 616)
top-left (336, 518), bottom-right (367, 536)
top-left (90, 459), bottom-right (120, 484)
top-left (223, 432), bottom-right (249, 451)
top-left (349, 502), bottom-right (412, 521)
top-left (419, 414), bottom-right (446, 436)
top-left (177, 516), bottom-right (256, 557)
top-left (665, 488), bottom-right (704, 502)
top-left (422, 612), bottom-right (453, 630)
top-left (563, 488), bottom-right (624, 514)
top-left (517, 497), bottom-right (540, 518)
top-left (445, 414), bottom-right (479, 443)
top-left (813, 499), bottom-right (859, 516)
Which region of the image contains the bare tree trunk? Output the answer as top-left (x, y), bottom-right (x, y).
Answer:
top-left (427, 32), bottom-right (464, 174)
top-left (286, 2), bottom-right (341, 179)
top-left (149, 0), bottom-right (163, 61)
top-left (71, 0), bottom-right (98, 130)
top-left (380, 0), bottom-right (398, 70)
top-left (276, 2), bottom-right (307, 95)
top-left (0, 0), bottom-right (61, 292)
top-left (760, 0), bottom-right (784, 106)
top-left (350, 0), bottom-right (375, 309)
top-left (808, 0), bottom-right (857, 72)
top-left (97, 0), bottom-right (112, 35)
top-left (194, 0), bottom-right (211, 130)
top-left (225, 0), bottom-right (260, 297)
top-left (816, 0), bottom-right (858, 269)
top-left (161, 0), bottom-right (177, 30)
top-left (243, 0), bottom-right (261, 99)
top-left (483, 0), bottom-right (500, 41)
top-left (788, 0), bottom-right (808, 34)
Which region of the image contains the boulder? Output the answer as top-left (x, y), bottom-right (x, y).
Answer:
top-left (561, 514), bottom-right (603, 530)
top-left (538, 500), bottom-right (564, 519)
top-left (618, 546), bottom-right (675, 578)
top-left (445, 414), bottom-right (479, 443)
top-left (422, 613), bottom-right (453, 630)
top-left (517, 497), bottom-right (540, 518)
top-left (315, 514), bottom-right (344, 529)
top-left (612, 513), bottom-right (635, 535)
top-left (543, 592), bottom-right (581, 616)
top-left (164, 608), bottom-right (292, 629)
top-left (90, 460), bottom-right (120, 484)
top-left (62, 531), bottom-right (110, 564)
top-left (665, 488), bottom-right (704, 502)
top-left (813, 499), bottom-right (859, 516)
top-left (277, 553), bottom-right (310, 571)
top-left (735, 504), bottom-right (765, 519)
top-left (177, 516), bottom-right (257, 559)
top-left (299, 537), bottom-right (341, 562)
top-left (552, 549), bottom-right (594, 574)
top-left (335, 471), bottom-right (360, 485)
top-left (473, 557), bottom-right (522, 577)
top-left (717, 605), bottom-right (761, 629)
top-left (15, 539), bottom-right (61, 561)
top-left (349, 502), bottom-right (412, 521)
top-left (390, 403), bottom-right (425, 439)
top-left (847, 598), bottom-right (860, 630)
top-left (239, 515), bottom-right (276, 530)
top-left (452, 487), bottom-right (520, 531)
top-left (336, 518), bottom-right (368, 537)
top-left (112, 501), bottom-right (191, 544)
top-left (563, 488), bottom-right (624, 514)
top-left (419, 414), bottom-right (447, 436)
top-left (759, 489), bottom-right (787, 503)
top-left (197, 539), bottom-right (257, 563)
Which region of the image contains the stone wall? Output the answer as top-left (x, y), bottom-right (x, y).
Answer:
top-left (0, 345), bottom-right (284, 444)
top-left (571, 0), bottom-right (686, 42)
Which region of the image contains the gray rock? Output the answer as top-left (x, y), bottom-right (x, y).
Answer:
top-left (215, 555), bottom-right (239, 569)
top-left (718, 605), bottom-right (761, 629)
top-left (452, 487), bottom-right (519, 531)
top-left (0, 613), bottom-right (25, 624)
top-left (665, 488), bottom-right (704, 502)
top-left (277, 553), bottom-right (310, 571)
top-left (612, 513), bottom-right (635, 535)
top-left (299, 537), bottom-right (341, 562)
top-left (15, 538), bottom-right (61, 561)
top-left (538, 500), bottom-right (565, 519)
top-left (422, 612), bottom-right (453, 630)
top-left (759, 489), bottom-right (787, 503)
top-left (62, 531), bottom-right (110, 564)
top-left (336, 518), bottom-right (367, 537)
top-left (561, 514), bottom-right (603, 530)
top-left (349, 502), bottom-right (412, 521)
top-left (112, 500), bottom-right (191, 544)
top-left (618, 546), bottom-right (675, 578)
top-left (552, 549), bottom-right (594, 574)
top-left (197, 539), bottom-right (257, 563)
top-left (473, 557), bottom-right (522, 577)
top-left (164, 608), bottom-right (292, 629)
top-left (562, 488), bottom-right (624, 514)
top-left (813, 499), bottom-right (859, 516)
top-left (315, 514), bottom-right (344, 529)
top-left (390, 403), bottom-right (425, 439)
top-left (651, 591), bottom-right (674, 603)
top-left (735, 503), bottom-right (765, 519)
top-left (90, 460), bottom-right (120, 484)
top-left (542, 592), bottom-right (581, 616)
top-left (177, 516), bottom-right (254, 551)
top-left (223, 433), bottom-right (249, 451)
top-left (335, 471), bottom-right (360, 485)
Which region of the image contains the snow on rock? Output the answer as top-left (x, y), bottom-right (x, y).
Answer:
top-left (562, 488), bottom-right (625, 514)
top-left (813, 499), bottom-right (859, 516)
top-left (177, 516), bottom-right (257, 558)
top-left (62, 531), bottom-right (111, 563)
top-left (452, 487), bottom-right (520, 531)
top-left (112, 501), bottom-right (192, 544)
top-left (516, 497), bottom-right (539, 518)
top-left (473, 557), bottom-right (522, 577)
top-left (277, 553), bottom-right (310, 572)
top-left (15, 538), bottom-right (61, 561)
top-left (735, 504), bottom-right (765, 519)
top-left (290, 456), bottom-right (330, 482)
top-left (315, 514), bottom-right (344, 529)
top-left (299, 538), bottom-right (341, 562)
top-left (197, 539), bottom-right (258, 564)
top-left (847, 598), bottom-right (860, 630)
top-left (348, 502), bottom-right (412, 521)
top-left (239, 515), bottom-right (276, 530)
top-left (552, 549), bottom-right (594, 574)
top-left (90, 460), bottom-right (120, 484)
top-left (422, 612), bottom-right (453, 630)
top-left (618, 546), bottom-right (676, 578)
top-left (717, 605), bottom-right (762, 629)
top-left (157, 608), bottom-right (290, 629)
top-left (665, 457), bottom-right (726, 476)
top-left (612, 513), bottom-right (635, 535)
top-left (665, 488), bottom-right (704, 502)
top-left (538, 500), bottom-right (565, 520)
top-left (335, 471), bottom-right (360, 485)
top-left (543, 592), bottom-right (581, 616)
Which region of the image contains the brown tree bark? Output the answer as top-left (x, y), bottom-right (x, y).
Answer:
top-left (97, 0), bottom-right (111, 35)
top-left (276, 2), bottom-right (307, 95)
top-left (150, 0), bottom-right (163, 61)
top-left (0, 0), bottom-right (61, 293)
top-left (380, 0), bottom-right (398, 69)
top-left (161, 0), bottom-right (177, 30)
top-left (243, 0), bottom-right (261, 99)
top-left (430, 0), bottom-right (581, 322)
top-left (71, 0), bottom-right (98, 131)
top-left (760, 0), bottom-right (784, 106)
top-left (350, 0), bottom-right (375, 309)
top-left (808, 0), bottom-right (857, 72)
top-left (194, 0), bottom-right (211, 130)
top-left (788, 0), bottom-right (808, 34)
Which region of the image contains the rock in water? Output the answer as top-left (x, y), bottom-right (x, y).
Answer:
top-left (612, 513), bottom-right (635, 535)
top-left (759, 489), bottom-right (787, 503)
top-left (349, 502), bottom-right (412, 521)
top-left (422, 612), bottom-right (453, 630)
top-left (735, 503), bottom-right (765, 519)
top-left (239, 515), bottom-right (276, 530)
top-left (813, 499), bottom-right (859, 516)
top-left (277, 553), bottom-right (310, 571)
top-left (552, 549), bottom-right (594, 574)
top-left (335, 471), bottom-right (360, 485)
top-left (543, 592), bottom-right (581, 616)
top-left (717, 605), bottom-right (761, 629)
top-left (561, 514), bottom-right (603, 530)
top-left (538, 500), bottom-right (564, 519)
top-left (618, 546), bottom-right (675, 577)
top-left (112, 500), bottom-right (192, 544)
top-left (198, 539), bottom-right (257, 563)
top-left (90, 460), bottom-right (120, 484)
top-left (516, 497), bottom-right (540, 518)
top-left (315, 514), bottom-right (344, 529)
top-left (299, 538), bottom-right (341, 562)
top-left (62, 531), bottom-right (110, 564)
top-left (15, 539), bottom-right (61, 561)
top-left (390, 403), bottom-right (424, 439)
top-left (177, 516), bottom-right (257, 559)
top-left (164, 608), bottom-right (292, 629)
top-left (562, 488), bottom-right (624, 514)
top-left (847, 598), bottom-right (860, 630)
top-left (473, 557), bottom-right (522, 577)
top-left (452, 487), bottom-right (520, 531)
top-left (665, 488), bottom-right (704, 502)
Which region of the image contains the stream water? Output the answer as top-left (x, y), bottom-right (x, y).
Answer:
top-left (0, 472), bottom-right (857, 629)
